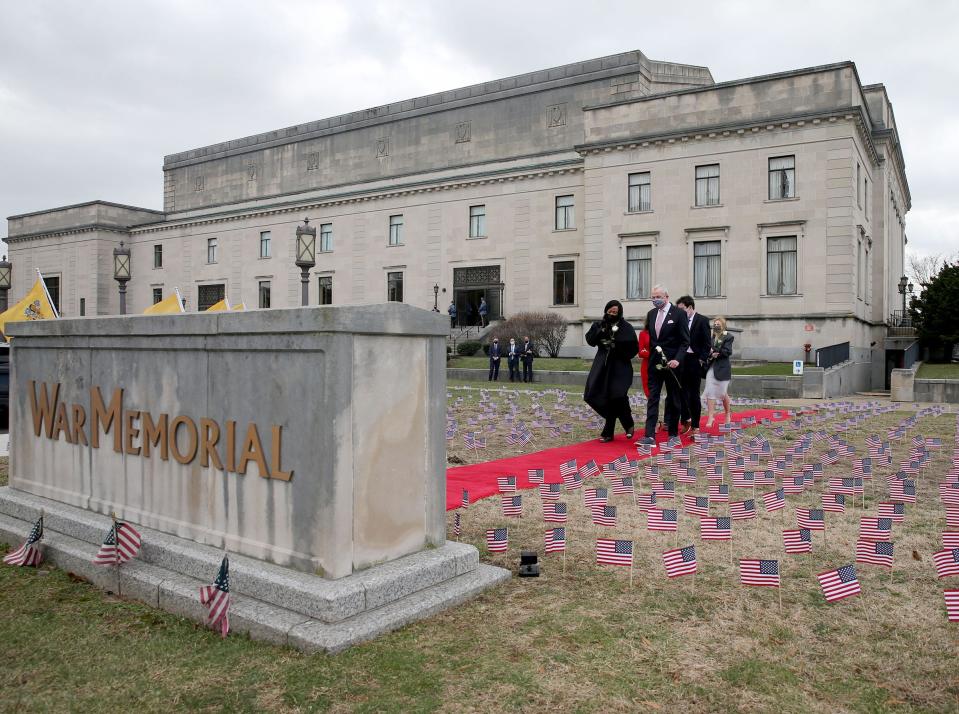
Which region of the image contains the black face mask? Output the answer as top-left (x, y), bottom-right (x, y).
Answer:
top-left (604, 312), bottom-right (618, 323)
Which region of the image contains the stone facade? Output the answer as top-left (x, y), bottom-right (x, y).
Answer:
top-left (4, 50), bottom-right (910, 386)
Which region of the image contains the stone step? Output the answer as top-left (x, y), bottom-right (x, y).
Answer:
top-left (0, 509), bottom-right (509, 653)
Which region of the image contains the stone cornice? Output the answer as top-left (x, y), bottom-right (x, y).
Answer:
top-left (5, 223), bottom-right (129, 244)
top-left (574, 107), bottom-right (883, 167)
top-left (131, 159), bottom-right (585, 236)
top-left (7, 200), bottom-right (163, 222)
top-left (871, 128), bottom-right (911, 210)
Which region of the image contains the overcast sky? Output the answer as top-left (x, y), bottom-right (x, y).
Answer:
top-left (1, 1), bottom-right (956, 262)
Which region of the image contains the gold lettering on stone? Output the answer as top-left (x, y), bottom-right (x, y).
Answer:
top-left (169, 415), bottom-right (199, 465)
top-left (90, 386), bottom-right (123, 452)
top-left (238, 423), bottom-right (268, 477)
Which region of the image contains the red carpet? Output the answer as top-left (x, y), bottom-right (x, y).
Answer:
top-left (446, 409), bottom-right (792, 510)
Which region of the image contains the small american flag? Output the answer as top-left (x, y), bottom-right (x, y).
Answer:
top-left (939, 482), bottom-right (959, 506)
top-left (683, 494), bottom-right (709, 517)
top-left (620, 459), bottom-right (641, 476)
top-left (877, 502), bottom-right (905, 523)
top-left (601, 461), bottom-right (619, 477)
top-left (709, 483), bottom-right (730, 503)
top-left (856, 540), bottom-right (893, 568)
top-left (559, 459), bottom-right (578, 481)
top-left (944, 532), bottom-right (959, 549)
top-left (762, 489), bottom-right (785, 513)
top-left (783, 529), bottom-right (812, 554)
top-left (92, 520), bottom-right (142, 566)
top-left (540, 483), bottom-right (562, 501)
top-left (544, 502), bottom-right (568, 523)
top-left (947, 507), bottom-right (959, 529)
top-left (797, 508), bottom-right (826, 531)
top-left (596, 538), bottom-right (633, 566)
top-left (584, 487), bottom-right (608, 508)
top-left (580, 460), bottom-right (600, 479)
top-left (944, 590), bottom-right (959, 622)
top-left (592, 505), bottom-right (617, 527)
top-left (452, 512), bottom-right (461, 537)
top-left (612, 477), bottom-right (635, 496)
top-left (730, 499), bottom-right (756, 521)
top-left (732, 471), bottom-right (755, 488)
top-left (486, 528), bottom-right (508, 553)
top-left (739, 559), bottom-right (780, 587)
top-left (821, 493), bottom-right (846, 514)
top-left (636, 493), bottom-right (657, 511)
top-left (527, 469), bottom-right (545, 484)
top-left (647, 508), bottom-right (678, 532)
top-left (933, 548), bottom-right (959, 578)
top-left (783, 475), bottom-right (806, 495)
top-left (199, 555), bottom-right (231, 638)
top-left (461, 489), bottom-right (470, 508)
top-left (700, 516), bottom-right (732, 541)
top-left (677, 467), bottom-right (698, 485)
top-left (3, 515), bottom-right (44, 567)
top-left (544, 527), bottom-right (567, 553)
top-left (828, 477), bottom-right (862, 496)
top-left (859, 517), bottom-right (892, 541)
top-left (502, 495), bottom-right (523, 517)
top-left (662, 545), bottom-right (698, 578)
top-left (889, 479), bottom-right (917, 503)
top-left (817, 564), bottom-right (861, 602)
top-left (497, 475), bottom-right (517, 493)
top-left (653, 481), bottom-right (676, 499)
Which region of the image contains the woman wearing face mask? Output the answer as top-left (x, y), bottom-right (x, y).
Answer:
top-left (703, 316), bottom-right (734, 428)
top-left (584, 299), bottom-right (639, 442)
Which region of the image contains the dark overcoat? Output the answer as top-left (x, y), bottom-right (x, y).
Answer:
top-left (584, 300), bottom-right (639, 415)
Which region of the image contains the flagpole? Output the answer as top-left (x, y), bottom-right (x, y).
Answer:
top-left (778, 583), bottom-right (783, 613)
top-left (111, 510), bottom-right (121, 597)
top-left (629, 558), bottom-right (634, 588)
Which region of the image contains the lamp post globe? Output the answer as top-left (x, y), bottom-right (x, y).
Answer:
top-left (113, 241), bottom-right (132, 315)
top-left (295, 217), bottom-right (317, 306)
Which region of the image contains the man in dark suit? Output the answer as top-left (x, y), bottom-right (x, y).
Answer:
top-left (488, 337), bottom-right (502, 381)
top-left (675, 295), bottom-right (711, 436)
top-left (521, 336), bottom-right (535, 383)
top-left (644, 284), bottom-right (690, 439)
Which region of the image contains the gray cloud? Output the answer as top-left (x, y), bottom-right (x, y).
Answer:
top-left (1, 0), bottom-right (956, 260)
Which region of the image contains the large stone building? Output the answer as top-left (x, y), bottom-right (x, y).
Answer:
top-left (4, 49), bottom-right (910, 387)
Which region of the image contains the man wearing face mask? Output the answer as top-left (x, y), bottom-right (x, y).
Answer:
top-left (584, 300), bottom-right (639, 442)
top-left (643, 285), bottom-right (690, 440)
top-left (506, 338), bottom-right (521, 382)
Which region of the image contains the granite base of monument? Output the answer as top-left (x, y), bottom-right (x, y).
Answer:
top-left (0, 487), bottom-right (509, 652)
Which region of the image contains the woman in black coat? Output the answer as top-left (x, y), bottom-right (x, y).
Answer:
top-left (584, 299), bottom-right (639, 442)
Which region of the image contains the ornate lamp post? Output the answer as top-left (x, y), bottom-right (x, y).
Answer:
top-left (295, 217), bottom-right (317, 307)
top-left (433, 283), bottom-right (439, 312)
top-left (113, 241), bottom-right (132, 315)
top-left (0, 255), bottom-right (11, 313)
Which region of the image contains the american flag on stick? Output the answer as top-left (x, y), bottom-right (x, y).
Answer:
top-left (889, 479), bottom-right (917, 504)
top-left (612, 477), bottom-right (635, 496)
top-left (730, 499), bottom-right (756, 521)
top-left (821, 493), bottom-right (846, 514)
top-left (856, 540), bottom-right (893, 568)
top-left (859, 517), bottom-right (892, 542)
top-left (700, 516), bottom-right (732, 541)
top-left (939, 482), bottom-right (959, 506)
top-left (662, 545), bottom-right (698, 578)
top-left (797, 508), bottom-right (826, 531)
top-left (92, 519), bottom-right (142, 566)
top-left (592, 505), bottom-right (617, 527)
top-left (461, 489), bottom-right (470, 508)
top-left (636, 492), bottom-right (657, 511)
top-left (709, 483), bottom-right (730, 503)
top-left (497, 475), bottom-right (517, 493)
top-left (501, 495), bottom-right (523, 517)
top-left (543, 502), bottom-right (568, 523)
top-left (596, 538), bottom-right (633, 566)
top-left (559, 459), bottom-right (578, 483)
top-left (653, 481), bottom-right (676, 499)
top-left (527, 469), bottom-right (545, 484)
top-left (933, 548), bottom-right (959, 579)
top-left (944, 532), bottom-right (959, 549)
top-left (739, 559), bottom-right (780, 587)
top-left (486, 528), bottom-right (508, 553)
top-left (452, 512), bottom-right (461, 538)
top-left (540, 483), bottom-right (562, 501)
top-left (544, 527), bottom-right (566, 553)
top-left (944, 590), bottom-right (959, 622)
top-left (3, 515), bottom-right (44, 567)
top-left (947, 507), bottom-right (959, 529)
top-left (647, 508), bottom-right (678, 532)
top-left (199, 555), bottom-right (232, 638)
top-left (783, 529), bottom-right (812, 554)
top-left (762, 489), bottom-right (785, 513)
top-left (583, 487), bottom-right (608, 508)
top-left (579, 460), bottom-right (600, 479)
top-left (877, 502), bottom-right (905, 523)
top-left (817, 564), bottom-right (861, 603)
top-left (683, 494), bottom-right (709, 517)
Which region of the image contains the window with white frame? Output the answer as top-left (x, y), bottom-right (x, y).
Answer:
top-left (693, 240), bottom-right (722, 297)
top-left (552, 261), bottom-right (575, 305)
top-left (628, 172), bottom-right (651, 212)
top-left (387, 271), bottom-right (403, 302)
top-left (469, 205), bottom-right (486, 238)
top-left (768, 156), bottom-right (795, 199)
top-left (259, 280), bottom-right (271, 308)
top-left (319, 223), bottom-right (333, 252)
top-left (388, 215), bottom-right (403, 246)
top-left (152, 287), bottom-right (163, 304)
top-left (259, 231), bottom-right (271, 258)
top-left (625, 245), bottom-right (652, 299)
top-left (318, 276), bottom-right (333, 305)
top-left (153, 244), bottom-right (163, 269)
top-left (766, 236), bottom-right (798, 295)
top-left (695, 164), bottom-right (720, 206)
top-left (207, 237), bottom-right (218, 264)
top-left (554, 195), bottom-right (574, 230)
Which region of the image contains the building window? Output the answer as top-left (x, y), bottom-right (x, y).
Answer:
top-left (319, 223), bottom-right (333, 252)
top-left (197, 284), bottom-right (224, 311)
top-left (857, 163), bottom-right (862, 207)
top-left (259, 231), bottom-right (271, 258)
top-left (552, 261), bottom-right (575, 305)
top-left (43, 275), bottom-right (60, 315)
top-left (864, 178), bottom-right (868, 214)
top-left (389, 215), bottom-right (404, 246)
top-left (469, 205), bottom-right (486, 238)
top-left (695, 165), bottom-right (720, 206)
top-left (318, 276), bottom-right (333, 305)
top-left (628, 172), bottom-right (651, 212)
top-left (207, 237), bottom-right (218, 264)
top-left (153, 244), bottom-right (163, 269)
top-left (693, 241), bottom-right (722, 297)
top-left (152, 288), bottom-right (163, 304)
top-left (79, 297), bottom-right (85, 316)
top-left (554, 195), bottom-right (574, 230)
top-left (768, 156), bottom-right (795, 199)
top-left (259, 280), bottom-right (271, 308)
top-left (626, 245), bottom-right (652, 299)
top-left (387, 272), bottom-right (404, 302)
top-left (767, 236), bottom-right (798, 295)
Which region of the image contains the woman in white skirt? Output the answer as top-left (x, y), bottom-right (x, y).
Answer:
top-left (703, 316), bottom-right (734, 428)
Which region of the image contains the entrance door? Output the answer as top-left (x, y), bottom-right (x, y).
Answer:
top-left (452, 266), bottom-right (503, 327)
top-left (197, 284), bottom-right (225, 312)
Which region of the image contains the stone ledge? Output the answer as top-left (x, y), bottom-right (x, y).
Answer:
top-left (0, 497), bottom-right (510, 653)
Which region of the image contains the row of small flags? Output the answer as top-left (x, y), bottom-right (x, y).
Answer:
top-left (2, 514), bottom-right (232, 637)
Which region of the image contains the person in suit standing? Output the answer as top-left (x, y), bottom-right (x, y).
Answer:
top-left (506, 338), bottom-right (521, 382)
top-left (478, 297), bottom-right (489, 328)
top-left (447, 301), bottom-right (457, 329)
top-left (643, 284), bottom-right (690, 440)
top-left (703, 317), bottom-right (735, 428)
top-left (675, 295), bottom-right (711, 437)
top-left (521, 336), bottom-right (535, 383)
top-left (488, 337), bottom-right (502, 381)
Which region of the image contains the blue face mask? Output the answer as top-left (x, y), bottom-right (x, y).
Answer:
top-left (651, 298), bottom-right (666, 309)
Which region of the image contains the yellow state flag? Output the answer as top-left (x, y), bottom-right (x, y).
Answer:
top-left (231, 302), bottom-right (246, 311)
top-left (143, 287), bottom-right (185, 315)
top-left (0, 273), bottom-right (59, 339)
top-left (205, 297), bottom-right (231, 312)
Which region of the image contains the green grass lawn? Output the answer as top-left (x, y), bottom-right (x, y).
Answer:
top-left (734, 362), bottom-right (796, 376)
top-left (917, 362), bottom-right (959, 379)
top-left (2, 409), bottom-right (958, 711)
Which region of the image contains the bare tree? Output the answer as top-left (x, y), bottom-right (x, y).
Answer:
top-left (907, 252), bottom-right (944, 289)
